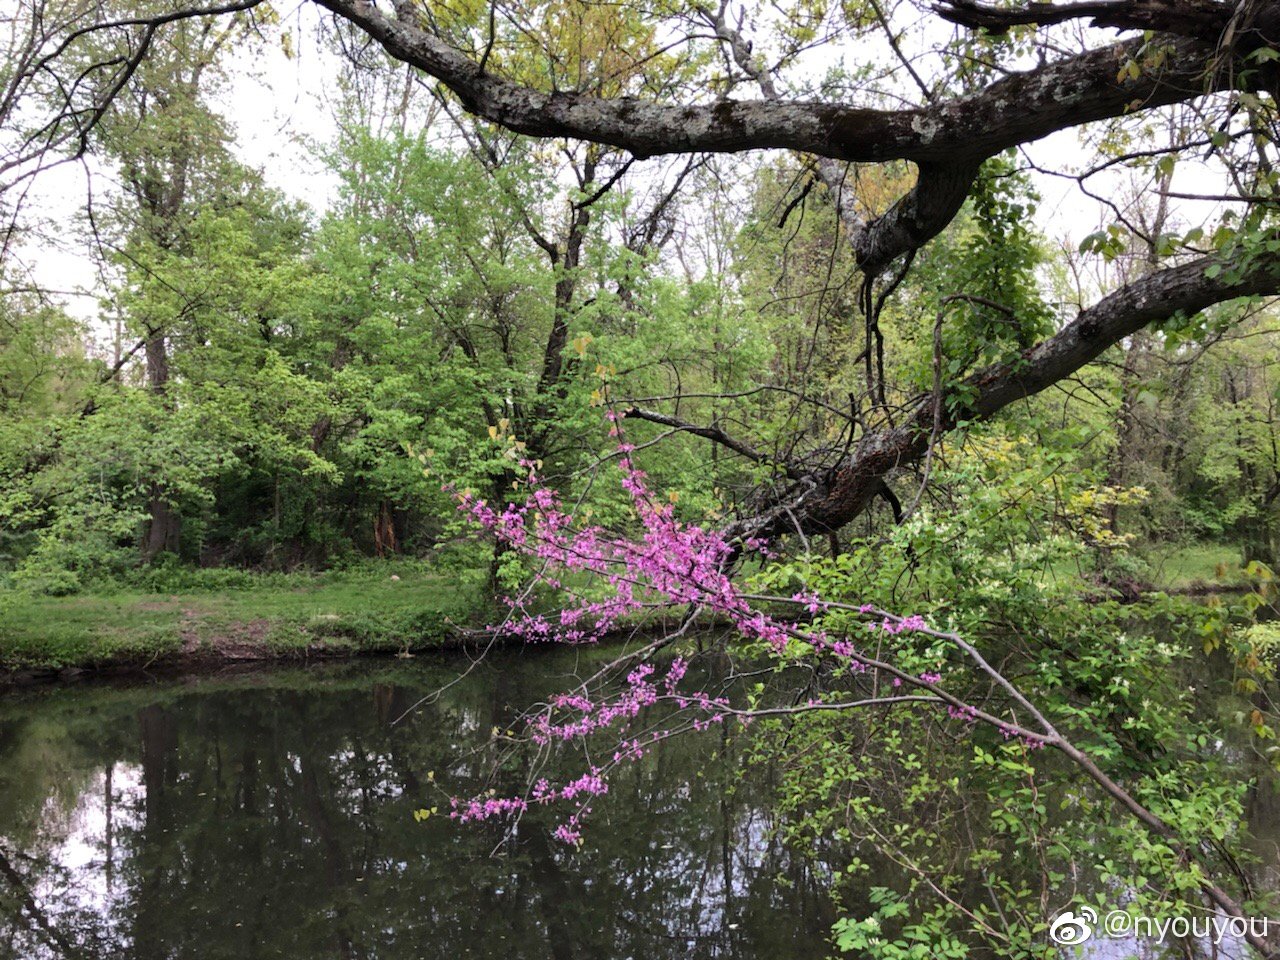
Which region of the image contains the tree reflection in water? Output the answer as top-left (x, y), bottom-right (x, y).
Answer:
top-left (0, 650), bottom-right (836, 960)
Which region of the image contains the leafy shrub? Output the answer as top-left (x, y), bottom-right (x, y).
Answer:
top-left (743, 424), bottom-right (1278, 958)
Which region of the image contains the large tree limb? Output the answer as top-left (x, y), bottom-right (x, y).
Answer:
top-left (850, 161), bottom-right (982, 276)
top-left (310, 0), bottom-right (1245, 166)
top-left (310, 0), bottom-right (1276, 282)
top-left (700, 1), bottom-right (980, 277)
top-left (936, 0), bottom-right (1280, 47)
top-left (728, 250), bottom-right (1280, 540)
top-left (935, 0), bottom-right (1230, 36)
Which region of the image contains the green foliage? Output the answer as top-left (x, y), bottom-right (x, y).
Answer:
top-left (743, 423), bottom-right (1278, 957)
top-left (922, 156), bottom-right (1053, 383)
top-left (834, 889), bottom-right (968, 959)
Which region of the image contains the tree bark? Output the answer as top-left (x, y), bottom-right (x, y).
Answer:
top-left (143, 329), bottom-right (180, 559)
top-left (310, 0), bottom-right (1258, 167)
top-left (936, 0), bottom-right (1232, 36)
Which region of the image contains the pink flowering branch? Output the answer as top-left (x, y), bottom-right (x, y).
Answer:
top-left (432, 415), bottom-right (1275, 956)
top-left (441, 418), bottom-right (1051, 828)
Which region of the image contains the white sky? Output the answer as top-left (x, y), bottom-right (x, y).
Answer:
top-left (14, 3), bottom-right (340, 331)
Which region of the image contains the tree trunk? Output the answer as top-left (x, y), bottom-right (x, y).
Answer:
top-left (144, 491), bottom-right (181, 558)
top-left (143, 330), bottom-right (180, 560)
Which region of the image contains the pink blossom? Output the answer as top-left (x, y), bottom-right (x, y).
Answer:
top-left (442, 417), bottom-right (1015, 842)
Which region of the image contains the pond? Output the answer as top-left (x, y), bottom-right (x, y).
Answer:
top-left (0, 649), bottom-right (835, 960)
top-left (0, 646), bottom-right (1275, 960)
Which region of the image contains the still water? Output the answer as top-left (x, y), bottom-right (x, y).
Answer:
top-left (0, 650), bottom-right (834, 960)
top-left (1, 646), bottom-right (1277, 960)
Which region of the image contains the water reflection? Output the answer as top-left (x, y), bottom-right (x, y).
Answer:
top-left (0, 651), bottom-right (833, 960)
top-left (1, 647), bottom-right (1276, 960)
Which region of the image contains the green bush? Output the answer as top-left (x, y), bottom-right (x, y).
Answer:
top-left (743, 424), bottom-right (1278, 959)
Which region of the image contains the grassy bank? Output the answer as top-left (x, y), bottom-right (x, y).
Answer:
top-left (0, 543), bottom-right (1261, 679)
top-left (0, 563), bottom-right (484, 675)
top-left (1136, 543), bottom-right (1252, 591)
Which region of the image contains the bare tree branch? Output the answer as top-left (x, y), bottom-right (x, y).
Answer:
top-left (622, 406), bottom-right (795, 475)
top-left (731, 247), bottom-right (1280, 539)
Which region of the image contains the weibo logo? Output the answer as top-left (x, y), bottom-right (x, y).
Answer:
top-left (1049, 906), bottom-right (1098, 945)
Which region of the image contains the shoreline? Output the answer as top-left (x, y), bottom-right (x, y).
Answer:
top-left (0, 627), bottom-right (499, 688)
top-left (0, 569), bottom-right (489, 687)
top-left (2, 584), bottom-right (1254, 690)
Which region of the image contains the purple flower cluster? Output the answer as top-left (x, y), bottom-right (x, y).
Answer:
top-left (441, 418), bottom-right (1030, 841)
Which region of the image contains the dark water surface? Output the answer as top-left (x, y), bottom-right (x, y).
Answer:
top-left (3, 645), bottom-right (1278, 960)
top-left (0, 650), bottom-right (834, 960)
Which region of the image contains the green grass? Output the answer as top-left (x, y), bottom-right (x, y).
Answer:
top-left (1138, 543), bottom-right (1248, 591)
top-left (0, 542), bottom-right (1259, 674)
top-left (1041, 543), bottom-right (1251, 593)
top-left (0, 565), bottom-right (484, 672)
